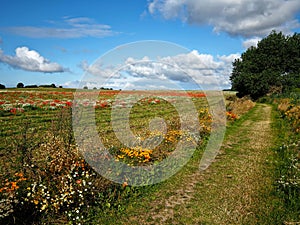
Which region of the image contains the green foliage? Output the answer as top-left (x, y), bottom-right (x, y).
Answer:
top-left (17, 82), bottom-right (24, 88)
top-left (0, 84), bottom-right (5, 89)
top-left (38, 84), bottom-right (57, 88)
top-left (25, 85), bottom-right (38, 88)
top-left (231, 31), bottom-right (300, 100)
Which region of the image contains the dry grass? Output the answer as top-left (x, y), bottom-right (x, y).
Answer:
top-left (277, 98), bottom-right (291, 112)
top-left (226, 96), bottom-right (256, 117)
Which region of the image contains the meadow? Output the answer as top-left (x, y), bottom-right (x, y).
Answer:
top-left (0, 88), bottom-right (299, 224)
top-left (0, 88), bottom-right (222, 224)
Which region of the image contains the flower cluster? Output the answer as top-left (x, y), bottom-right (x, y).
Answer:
top-left (0, 173), bottom-right (27, 220)
top-left (113, 128), bottom-right (199, 165)
top-left (198, 108), bottom-right (212, 134)
top-left (226, 111), bottom-right (238, 121)
top-left (0, 91), bottom-right (75, 113)
top-left (0, 173), bottom-right (27, 193)
top-left (24, 159), bottom-right (97, 224)
top-left (0, 130), bottom-right (106, 224)
top-left (163, 130), bottom-right (195, 144)
top-left (117, 146), bottom-right (153, 163)
top-left (277, 98), bottom-right (300, 132)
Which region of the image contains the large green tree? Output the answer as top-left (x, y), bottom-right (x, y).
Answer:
top-left (230, 31), bottom-right (300, 99)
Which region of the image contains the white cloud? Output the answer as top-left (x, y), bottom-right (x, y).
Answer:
top-left (148, 0), bottom-right (300, 37)
top-left (79, 60), bottom-right (119, 78)
top-left (0, 47), bottom-right (67, 73)
top-left (242, 37), bottom-right (261, 49)
top-left (64, 80), bottom-right (81, 88)
top-left (4, 17), bottom-right (117, 39)
top-left (80, 50), bottom-right (240, 90)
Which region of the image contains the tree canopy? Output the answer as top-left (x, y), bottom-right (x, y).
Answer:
top-left (230, 31), bottom-right (300, 99)
top-left (17, 82), bottom-right (24, 88)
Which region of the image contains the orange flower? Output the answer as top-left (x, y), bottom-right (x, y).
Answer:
top-left (10, 182), bottom-right (19, 190)
top-left (15, 172), bottom-right (23, 177)
top-left (122, 181), bottom-right (128, 188)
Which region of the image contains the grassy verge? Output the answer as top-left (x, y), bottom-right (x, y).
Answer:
top-left (270, 103), bottom-right (300, 223)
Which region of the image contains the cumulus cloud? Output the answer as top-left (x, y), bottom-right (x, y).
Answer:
top-left (80, 60), bottom-right (119, 78)
top-left (0, 47), bottom-right (67, 73)
top-left (3, 17), bottom-right (117, 39)
top-left (80, 50), bottom-right (240, 90)
top-left (148, 0), bottom-right (300, 37)
top-left (242, 37), bottom-right (261, 49)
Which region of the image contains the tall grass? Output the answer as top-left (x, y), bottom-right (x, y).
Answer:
top-left (272, 95), bottom-right (300, 223)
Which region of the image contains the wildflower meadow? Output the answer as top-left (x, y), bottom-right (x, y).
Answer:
top-left (0, 88), bottom-right (226, 224)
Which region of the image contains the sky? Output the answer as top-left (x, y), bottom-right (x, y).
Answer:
top-left (0, 0), bottom-right (300, 90)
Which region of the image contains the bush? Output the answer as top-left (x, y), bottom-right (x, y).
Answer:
top-left (0, 84), bottom-right (5, 89)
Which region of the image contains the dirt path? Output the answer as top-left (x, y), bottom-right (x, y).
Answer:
top-left (125, 104), bottom-right (274, 225)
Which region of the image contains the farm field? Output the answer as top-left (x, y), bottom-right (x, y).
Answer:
top-left (0, 88), bottom-right (299, 224)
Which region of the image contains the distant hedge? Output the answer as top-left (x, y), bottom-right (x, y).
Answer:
top-left (23, 84), bottom-right (58, 88)
top-left (39, 84), bottom-right (57, 88)
top-left (25, 85), bottom-right (38, 88)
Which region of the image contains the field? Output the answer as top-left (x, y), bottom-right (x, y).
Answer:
top-left (0, 88), bottom-right (219, 224)
top-left (0, 88), bottom-right (299, 224)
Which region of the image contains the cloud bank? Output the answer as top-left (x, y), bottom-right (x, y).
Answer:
top-left (0, 47), bottom-right (67, 73)
top-left (79, 50), bottom-right (240, 90)
top-left (3, 17), bottom-right (117, 39)
top-left (148, 0), bottom-right (300, 37)
top-left (242, 37), bottom-right (261, 49)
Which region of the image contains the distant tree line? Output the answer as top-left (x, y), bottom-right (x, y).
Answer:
top-left (0, 83), bottom-right (119, 90)
top-left (230, 31), bottom-right (300, 99)
top-left (83, 86), bottom-right (114, 90)
top-left (16, 82), bottom-right (63, 88)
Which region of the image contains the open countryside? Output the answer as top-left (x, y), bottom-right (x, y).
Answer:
top-left (1, 1), bottom-right (300, 225)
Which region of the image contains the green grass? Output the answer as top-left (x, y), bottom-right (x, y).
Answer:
top-left (270, 104), bottom-right (300, 223)
top-left (3, 90), bottom-right (298, 224)
top-left (0, 89), bottom-right (211, 224)
top-left (88, 103), bottom-right (299, 224)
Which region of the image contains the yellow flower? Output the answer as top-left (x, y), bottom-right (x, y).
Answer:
top-left (41, 204), bottom-right (47, 211)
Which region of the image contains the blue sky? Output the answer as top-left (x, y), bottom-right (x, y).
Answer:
top-left (1, 0), bottom-right (300, 90)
